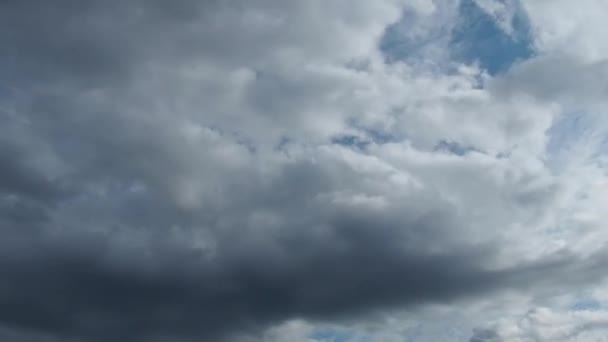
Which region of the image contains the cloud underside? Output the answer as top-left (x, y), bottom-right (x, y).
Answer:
top-left (2, 0), bottom-right (608, 341)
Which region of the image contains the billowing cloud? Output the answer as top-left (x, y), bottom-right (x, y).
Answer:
top-left (471, 307), bottom-right (608, 342)
top-left (1, 0), bottom-right (608, 341)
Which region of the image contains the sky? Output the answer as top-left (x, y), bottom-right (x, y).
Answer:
top-left (1, 0), bottom-right (608, 341)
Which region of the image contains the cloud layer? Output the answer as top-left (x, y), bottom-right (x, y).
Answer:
top-left (2, 0), bottom-right (608, 341)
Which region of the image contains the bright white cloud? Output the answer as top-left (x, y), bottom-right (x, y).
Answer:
top-left (472, 307), bottom-right (608, 342)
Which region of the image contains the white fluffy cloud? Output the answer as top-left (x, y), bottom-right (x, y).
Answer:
top-left (471, 307), bottom-right (608, 342)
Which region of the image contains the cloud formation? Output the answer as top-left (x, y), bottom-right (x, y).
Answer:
top-left (2, 0), bottom-right (608, 341)
top-left (471, 307), bottom-right (608, 342)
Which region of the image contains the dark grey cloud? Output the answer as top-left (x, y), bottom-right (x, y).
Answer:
top-left (1, 206), bottom-right (605, 342)
top-left (0, 141), bottom-right (64, 202)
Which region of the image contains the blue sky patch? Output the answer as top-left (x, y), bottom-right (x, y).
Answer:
top-left (434, 140), bottom-right (482, 156)
top-left (331, 134), bottom-right (371, 150)
top-left (380, 0), bottom-right (534, 75)
top-left (310, 329), bottom-right (360, 342)
top-left (450, 0), bottom-right (534, 75)
top-left (572, 298), bottom-right (602, 311)
top-left (380, 9), bottom-right (453, 68)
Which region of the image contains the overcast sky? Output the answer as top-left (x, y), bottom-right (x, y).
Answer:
top-left (2, 0), bottom-right (608, 341)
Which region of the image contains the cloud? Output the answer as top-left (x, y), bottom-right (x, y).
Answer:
top-left (2, 0), bottom-right (608, 341)
top-left (470, 307), bottom-right (608, 342)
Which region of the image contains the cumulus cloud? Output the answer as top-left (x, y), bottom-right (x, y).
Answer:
top-left (471, 307), bottom-right (608, 342)
top-left (1, 0), bottom-right (608, 341)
